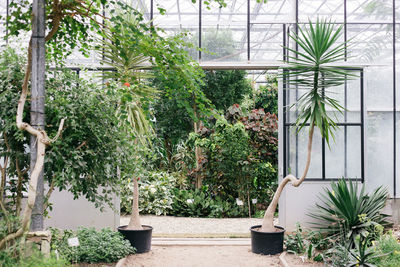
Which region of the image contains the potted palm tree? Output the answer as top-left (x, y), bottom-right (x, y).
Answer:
top-left (251, 19), bottom-right (356, 255)
top-left (97, 10), bottom-right (157, 253)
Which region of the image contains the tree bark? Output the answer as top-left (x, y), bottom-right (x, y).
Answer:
top-left (260, 124), bottom-right (315, 232)
top-left (30, 0), bottom-right (46, 231)
top-left (127, 178), bottom-right (143, 230)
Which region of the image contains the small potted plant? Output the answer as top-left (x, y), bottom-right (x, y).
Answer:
top-left (251, 19), bottom-right (356, 255)
top-left (118, 177), bottom-right (153, 253)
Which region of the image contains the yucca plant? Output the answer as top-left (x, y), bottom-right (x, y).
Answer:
top-left (308, 179), bottom-right (391, 244)
top-left (97, 9), bottom-right (158, 144)
top-left (96, 9), bottom-right (159, 231)
top-left (260, 19), bottom-right (357, 232)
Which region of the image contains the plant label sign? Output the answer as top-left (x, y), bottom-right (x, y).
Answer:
top-left (67, 237), bottom-right (80, 247)
top-left (236, 198), bottom-right (243, 206)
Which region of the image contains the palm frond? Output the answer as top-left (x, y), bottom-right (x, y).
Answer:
top-left (284, 18), bottom-right (358, 144)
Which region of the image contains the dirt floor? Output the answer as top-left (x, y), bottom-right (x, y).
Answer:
top-left (283, 253), bottom-right (324, 267)
top-left (119, 246), bottom-right (281, 267)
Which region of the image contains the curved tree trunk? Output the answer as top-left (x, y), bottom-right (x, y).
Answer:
top-left (260, 124), bottom-right (315, 232)
top-left (127, 178), bottom-right (143, 230)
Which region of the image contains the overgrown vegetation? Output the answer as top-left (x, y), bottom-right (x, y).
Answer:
top-left (285, 180), bottom-right (395, 266)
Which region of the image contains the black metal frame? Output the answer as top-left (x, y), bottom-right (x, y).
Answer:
top-left (282, 68), bottom-right (365, 182)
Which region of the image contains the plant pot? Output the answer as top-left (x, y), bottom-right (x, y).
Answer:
top-left (117, 225), bottom-right (153, 253)
top-left (250, 225), bottom-right (285, 255)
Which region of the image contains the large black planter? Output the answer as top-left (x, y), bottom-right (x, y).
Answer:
top-left (118, 225), bottom-right (153, 253)
top-left (250, 225), bottom-right (285, 255)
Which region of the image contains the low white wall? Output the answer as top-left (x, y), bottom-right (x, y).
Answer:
top-left (44, 189), bottom-right (120, 230)
top-left (278, 181), bottom-right (335, 232)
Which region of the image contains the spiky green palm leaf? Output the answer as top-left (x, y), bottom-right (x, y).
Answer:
top-left (96, 10), bottom-right (157, 143)
top-left (308, 179), bottom-right (391, 246)
top-left (285, 18), bottom-right (357, 144)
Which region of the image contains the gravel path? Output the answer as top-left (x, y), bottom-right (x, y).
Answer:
top-left (120, 246), bottom-right (281, 267)
top-left (120, 215), bottom-right (277, 236)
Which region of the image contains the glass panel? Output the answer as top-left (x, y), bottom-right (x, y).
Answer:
top-left (347, 0), bottom-right (393, 23)
top-left (288, 125), bottom-right (323, 179)
top-left (365, 112), bottom-right (394, 196)
top-left (298, 0), bottom-right (344, 23)
top-left (347, 126), bottom-right (362, 179)
top-left (201, 1), bottom-right (247, 62)
top-left (325, 126), bottom-right (345, 179)
top-left (250, 0), bottom-right (293, 23)
top-left (250, 24), bottom-right (283, 61)
top-left (347, 24), bottom-right (393, 64)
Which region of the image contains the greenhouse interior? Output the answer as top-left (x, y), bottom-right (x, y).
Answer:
top-left (1, 0), bottom-right (400, 266)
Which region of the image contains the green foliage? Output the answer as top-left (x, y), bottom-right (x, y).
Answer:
top-left (347, 235), bottom-right (382, 267)
top-left (202, 70), bottom-right (252, 111)
top-left (45, 70), bottom-right (131, 209)
top-left (170, 188), bottom-right (246, 218)
top-left (285, 223), bottom-right (307, 254)
top-left (284, 223), bottom-right (326, 261)
top-left (370, 232), bottom-right (400, 267)
top-left (308, 179), bottom-right (391, 245)
top-left (50, 228), bottom-right (134, 264)
top-left (0, 48), bottom-right (29, 211)
top-left (121, 172), bottom-right (177, 215)
top-left (97, 8), bottom-right (158, 142)
top-left (254, 75), bottom-right (278, 115)
top-left (193, 111), bottom-right (277, 208)
top-left (286, 19), bottom-right (356, 144)
top-left (9, 252), bottom-right (70, 267)
top-left (6, 0), bottom-right (109, 65)
top-left (0, 48), bottom-right (133, 210)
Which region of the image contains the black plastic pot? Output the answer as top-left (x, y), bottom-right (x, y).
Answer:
top-left (118, 225), bottom-right (153, 253)
top-left (250, 225), bottom-right (285, 255)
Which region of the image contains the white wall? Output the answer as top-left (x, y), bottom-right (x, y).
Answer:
top-left (44, 188), bottom-right (120, 230)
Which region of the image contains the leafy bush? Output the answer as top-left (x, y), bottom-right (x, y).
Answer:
top-left (50, 228), bottom-right (134, 263)
top-left (308, 179), bottom-right (391, 244)
top-left (193, 116), bottom-right (277, 209)
top-left (10, 252), bottom-right (70, 267)
top-left (370, 232), bottom-right (400, 267)
top-left (285, 223), bottom-right (306, 254)
top-left (284, 223), bottom-right (325, 262)
top-left (121, 171), bottom-right (176, 215)
top-left (170, 188), bottom-right (246, 218)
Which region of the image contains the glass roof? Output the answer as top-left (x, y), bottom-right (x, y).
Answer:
top-left (0, 0), bottom-right (398, 67)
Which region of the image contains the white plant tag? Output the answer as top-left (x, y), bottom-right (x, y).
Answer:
top-left (67, 237), bottom-right (80, 247)
top-left (186, 199), bottom-right (194, 204)
top-left (236, 198), bottom-right (243, 206)
top-left (252, 198), bottom-right (257, 204)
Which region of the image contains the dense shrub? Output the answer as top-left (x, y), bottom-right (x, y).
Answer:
top-left (308, 179), bottom-right (391, 245)
top-left (121, 171), bottom-right (176, 215)
top-left (50, 228), bottom-right (134, 264)
top-left (193, 116), bottom-right (277, 209)
top-left (370, 232), bottom-right (400, 267)
top-left (170, 188), bottom-right (247, 218)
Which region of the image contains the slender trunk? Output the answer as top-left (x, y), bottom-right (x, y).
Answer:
top-left (164, 138), bottom-right (172, 168)
top-left (193, 103), bottom-right (202, 189)
top-left (260, 124), bottom-right (315, 232)
top-left (0, 1), bottom-right (64, 247)
top-left (15, 158), bottom-right (27, 217)
top-left (0, 133), bottom-right (10, 207)
top-left (247, 190), bottom-right (251, 218)
top-left (127, 178), bottom-right (143, 230)
top-left (43, 179), bottom-right (55, 212)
